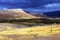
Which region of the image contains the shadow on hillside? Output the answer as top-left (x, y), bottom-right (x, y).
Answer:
top-left (0, 18), bottom-right (59, 27)
top-left (0, 18), bottom-right (60, 23)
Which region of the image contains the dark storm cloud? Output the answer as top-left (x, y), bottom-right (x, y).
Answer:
top-left (0, 0), bottom-right (60, 8)
top-left (0, 0), bottom-right (60, 12)
top-left (0, 0), bottom-right (32, 8)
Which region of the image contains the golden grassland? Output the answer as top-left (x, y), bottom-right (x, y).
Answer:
top-left (0, 24), bottom-right (60, 40)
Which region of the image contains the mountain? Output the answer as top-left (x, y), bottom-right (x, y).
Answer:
top-left (43, 10), bottom-right (60, 18)
top-left (0, 9), bottom-right (40, 19)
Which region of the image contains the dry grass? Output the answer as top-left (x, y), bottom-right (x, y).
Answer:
top-left (0, 24), bottom-right (60, 40)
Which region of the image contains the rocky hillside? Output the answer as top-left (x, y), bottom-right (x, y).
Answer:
top-left (0, 9), bottom-right (39, 19)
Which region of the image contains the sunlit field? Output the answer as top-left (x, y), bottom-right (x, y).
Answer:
top-left (0, 23), bottom-right (60, 40)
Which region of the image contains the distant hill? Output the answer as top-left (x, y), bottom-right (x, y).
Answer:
top-left (30, 13), bottom-right (47, 18)
top-left (43, 10), bottom-right (60, 18)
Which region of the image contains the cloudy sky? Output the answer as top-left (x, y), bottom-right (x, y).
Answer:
top-left (0, 0), bottom-right (60, 13)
